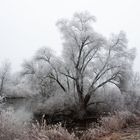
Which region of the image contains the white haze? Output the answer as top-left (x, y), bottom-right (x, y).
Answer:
top-left (0, 0), bottom-right (140, 72)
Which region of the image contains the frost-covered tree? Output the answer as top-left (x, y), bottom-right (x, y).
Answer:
top-left (0, 61), bottom-right (11, 96)
top-left (21, 56), bottom-right (59, 98)
top-left (56, 12), bottom-right (136, 118)
top-left (21, 12), bottom-right (136, 118)
top-left (35, 47), bottom-right (68, 93)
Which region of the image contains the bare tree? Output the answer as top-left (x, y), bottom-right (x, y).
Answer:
top-left (0, 61), bottom-right (11, 96)
top-left (22, 12), bottom-right (136, 118)
top-left (21, 58), bottom-right (58, 98)
top-left (35, 47), bottom-right (67, 93)
top-left (56, 12), bottom-right (136, 118)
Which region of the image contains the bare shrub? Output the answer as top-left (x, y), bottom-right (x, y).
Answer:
top-left (0, 109), bottom-right (77, 140)
top-left (80, 111), bottom-right (138, 140)
top-left (123, 91), bottom-right (140, 113)
top-left (100, 111), bottom-right (137, 132)
top-left (34, 92), bottom-right (76, 115)
top-left (0, 108), bottom-right (29, 140)
top-left (0, 108), bottom-right (139, 140)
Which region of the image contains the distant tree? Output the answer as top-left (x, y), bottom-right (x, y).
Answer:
top-left (21, 58), bottom-right (58, 98)
top-left (0, 61), bottom-right (11, 96)
top-left (35, 47), bottom-right (67, 93)
top-left (129, 72), bottom-right (140, 91)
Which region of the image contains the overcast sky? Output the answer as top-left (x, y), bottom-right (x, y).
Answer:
top-left (0, 0), bottom-right (140, 72)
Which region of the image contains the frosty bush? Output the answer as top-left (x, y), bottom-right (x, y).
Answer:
top-left (0, 108), bottom-right (30, 140)
top-left (0, 108), bottom-right (77, 140)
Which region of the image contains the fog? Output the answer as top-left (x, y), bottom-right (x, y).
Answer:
top-left (0, 0), bottom-right (140, 72)
top-left (0, 5), bottom-right (140, 138)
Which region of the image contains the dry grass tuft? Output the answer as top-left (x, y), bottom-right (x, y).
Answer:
top-left (28, 122), bottom-right (77, 140)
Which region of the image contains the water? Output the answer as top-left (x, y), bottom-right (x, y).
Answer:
top-left (0, 97), bottom-right (33, 123)
top-left (2, 97), bottom-right (32, 111)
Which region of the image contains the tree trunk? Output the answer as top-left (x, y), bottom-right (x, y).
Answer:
top-left (77, 87), bottom-right (87, 119)
top-left (78, 101), bottom-right (87, 119)
top-left (75, 70), bottom-right (89, 119)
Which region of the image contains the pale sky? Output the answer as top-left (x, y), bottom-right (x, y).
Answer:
top-left (0, 0), bottom-right (140, 72)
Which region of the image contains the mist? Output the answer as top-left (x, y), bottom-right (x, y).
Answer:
top-left (0, 1), bottom-right (140, 139)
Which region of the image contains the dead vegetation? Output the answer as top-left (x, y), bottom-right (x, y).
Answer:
top-left (0, 109), bottom-right (139, 140)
